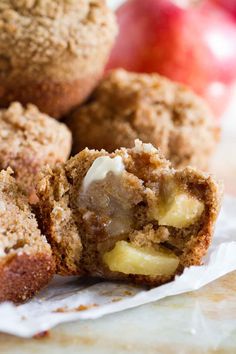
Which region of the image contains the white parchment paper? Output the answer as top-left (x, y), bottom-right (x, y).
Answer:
top-left (0, 195), bottom-right (236, 338)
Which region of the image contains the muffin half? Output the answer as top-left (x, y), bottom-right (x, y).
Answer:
top-left (36, 140), bottom-right (221, 286)
top-left (0, 169), bottom-right (54, 303)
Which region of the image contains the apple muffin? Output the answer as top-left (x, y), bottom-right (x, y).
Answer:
top-left (66, 69), bottom-right (219, 170)
top-left (0, 169), bottom-right (54, 303)
top-left (0, 102), bottom-right (72, 201)
top-left (0, 0), bottom-right (117, 118)
top-left (36, 140), bottom-right (221, 286)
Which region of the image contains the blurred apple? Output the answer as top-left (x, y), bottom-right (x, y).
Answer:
top-left (107, 0), bottom-right (236, 117)
top-left (212, 0), bottom-right (236, 19)
top-left (202, 82), bottom-right (234, 117)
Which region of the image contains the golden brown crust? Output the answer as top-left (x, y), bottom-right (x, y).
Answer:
top-left (0, 68), bottom-right (103, 118)
top-left (0, 0), bottom-right (117, 117)
top-left (66, 69), bottom-right (219, 169)
top-left (175, 167), bottom-right (221, 267)
top-left (0, 169), bottom-right (55, 303)
top-left (0, 102), bottom-right (72, 199)
top-left (36, 141), bottom-right (222, 287)
top-left (35, 166), bottom-right (83, 276)
top-left (0, 253), bottom-right (55, 304)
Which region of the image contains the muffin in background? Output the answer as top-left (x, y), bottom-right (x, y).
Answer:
top-left (0, 102), bottom-right (72, 201)
top-left (0, 0), bottom-right (117, 118)
top-left (66, 69), bottom-right (219, 170)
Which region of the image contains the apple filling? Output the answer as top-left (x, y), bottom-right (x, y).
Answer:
top-left (103, 241), bottom-right (179, 276)
top-left (150, 191), bottom-right (204, 228)
top-left (102, 189), bottom-right (204, 277)
top-left (79, 156), bottom-right (205, 278)
top-left (79, 177), bottom-right (135, 237)
top-left (79, 156), bottom-right (136, 238)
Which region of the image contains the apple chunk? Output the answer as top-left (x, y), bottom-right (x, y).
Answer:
top-left (157, 193), bottom-right (204, 228)
top-left (103, 241), bottom-right (179, 276)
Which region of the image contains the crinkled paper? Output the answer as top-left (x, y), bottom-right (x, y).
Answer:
top-left (0, 195), bottom-right (236, 338)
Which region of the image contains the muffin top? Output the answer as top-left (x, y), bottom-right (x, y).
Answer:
top-left (68, 69), bottom-right (219, 169)
top-left (0, 102), bottom-right (72, 161)
top-left (0, 0), bottom-right (117, 79)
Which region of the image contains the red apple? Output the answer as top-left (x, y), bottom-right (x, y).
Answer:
top-left (107, 0), bottom-right (236, 117)
top-left (211, 0), bottom-right (236, 19)
top-left (202, 82), bottom-right (234, 117)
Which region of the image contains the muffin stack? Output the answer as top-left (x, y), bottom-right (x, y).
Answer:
top-left (0, 0), bottom-right (221, 303)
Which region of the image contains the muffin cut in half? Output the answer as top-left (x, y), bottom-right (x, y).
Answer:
top-left (0, 169), bottom-right (54, 303)
top-left (66, 69), bottom-right (219, 170)
top-left (0, 102), bottom-right (72, 202)
top-left (0, 0), bottom-right (117, 118)
top-left (36, 140), bottom-right (221, 286)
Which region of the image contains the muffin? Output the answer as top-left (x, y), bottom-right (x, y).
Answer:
top-left (0, 169), bottom-right (54, 303)
top-left (36, 140), bottom-right (221, 286)
top-left (0, 102), bottom-right (72, 201)
top-left (66, 69), bottom-right (219, 170)
top-left (0, 0), bottom-right (117, 118)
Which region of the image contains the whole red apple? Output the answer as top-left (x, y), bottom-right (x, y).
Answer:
top-left (211, 0), bottom-right (236, 19)
top-left (107, 0), bottom-right (236, 116)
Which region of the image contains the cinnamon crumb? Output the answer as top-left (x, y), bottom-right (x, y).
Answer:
top-left (53, 304), bottom-right (98, 313)
top-left (33, 331), bottom-right (50, 339)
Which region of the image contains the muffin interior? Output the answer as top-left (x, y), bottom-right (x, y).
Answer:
top-left (36, 141), bottom-right (220, 285)
top-left (64, 143), bottom-right (217, 282)
top-left (0, 169), bottom-right (51, 259)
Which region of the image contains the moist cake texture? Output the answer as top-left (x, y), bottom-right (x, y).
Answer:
top-left (67, 69), bottom-right (219, 170)
top-left (0, 0), bottom-right (117, 118)
top-left (0, 169), bottom-right (54, 303)
top-left (0, 102), bottom-right (72, 200)
top-left (36, 140), bottom-right (221, 286)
